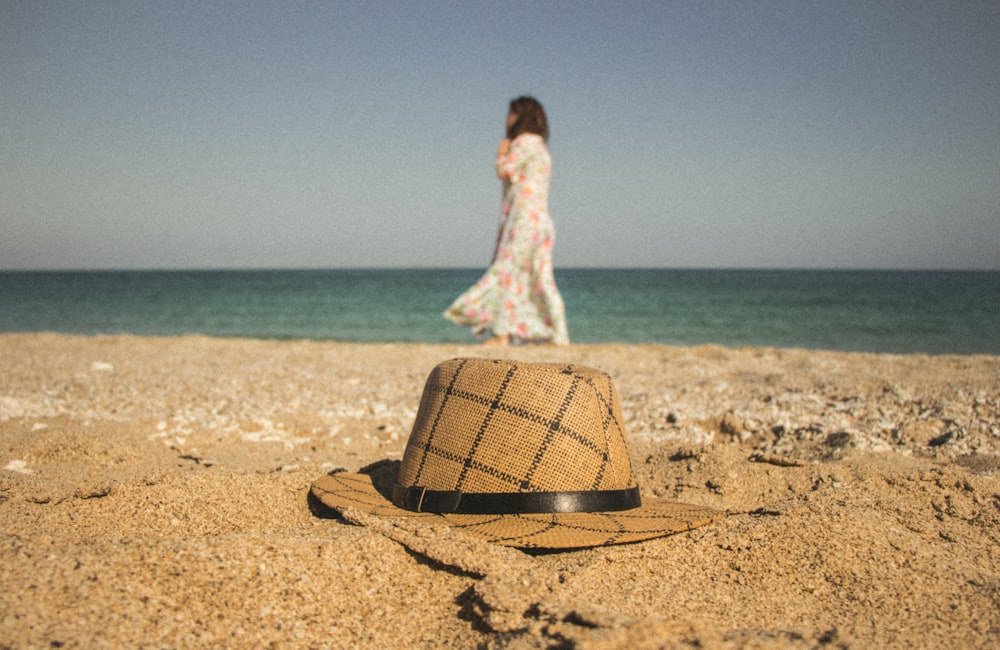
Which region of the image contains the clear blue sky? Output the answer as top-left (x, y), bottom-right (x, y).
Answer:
top-left (3, 1), bottom-right (998, 270)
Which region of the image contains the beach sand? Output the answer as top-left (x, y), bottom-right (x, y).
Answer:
top-left (1, 333), bottom-right (998, 648)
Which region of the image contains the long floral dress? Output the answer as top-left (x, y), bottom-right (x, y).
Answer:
top-left (444, 133), bottom-right (570, 344)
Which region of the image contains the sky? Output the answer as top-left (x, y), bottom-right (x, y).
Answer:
top-left (2, 1), bottom-right (998, 270)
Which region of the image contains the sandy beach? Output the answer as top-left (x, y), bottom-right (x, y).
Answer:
top-left (1, 333), bottom-right (998, 648)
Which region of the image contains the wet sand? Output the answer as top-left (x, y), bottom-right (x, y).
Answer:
top-left (2, 333), bottom-right (998, 648)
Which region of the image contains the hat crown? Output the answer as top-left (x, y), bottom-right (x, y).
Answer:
top-left (397, 358), bottom-right (636, 495)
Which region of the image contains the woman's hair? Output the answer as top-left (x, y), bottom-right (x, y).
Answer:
top-left (507, 96), bottom-right (549, 141)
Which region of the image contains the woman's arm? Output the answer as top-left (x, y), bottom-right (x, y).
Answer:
top-left (496, 138), bottom-right (514, 180)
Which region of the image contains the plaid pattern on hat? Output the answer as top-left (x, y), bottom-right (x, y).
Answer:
top-left (400, 358), bottom-right (632, 495)
top-left (311, 358), bottom-right (722, 549)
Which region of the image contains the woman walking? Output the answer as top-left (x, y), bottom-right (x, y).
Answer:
top-left (444, 96), bottom-right (570, 346)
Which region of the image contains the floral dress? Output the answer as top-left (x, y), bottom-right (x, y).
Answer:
top-left (444, 133), bottom-right (570, 344)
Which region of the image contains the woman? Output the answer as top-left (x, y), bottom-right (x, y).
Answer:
top-left (444, 96), bottom-right (570, 346)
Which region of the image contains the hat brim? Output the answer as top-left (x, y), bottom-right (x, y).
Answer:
top-left (310, 468), bottom-right (724, 549)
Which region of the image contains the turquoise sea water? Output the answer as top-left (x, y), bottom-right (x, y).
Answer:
top-left (1, 269), bottom-right (998, 354)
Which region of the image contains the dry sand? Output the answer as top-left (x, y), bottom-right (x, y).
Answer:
top-left (1, 333), bottom-right (998, 648)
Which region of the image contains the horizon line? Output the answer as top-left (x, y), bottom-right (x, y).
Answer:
top-left (2, 265), bottom-right (998, 274)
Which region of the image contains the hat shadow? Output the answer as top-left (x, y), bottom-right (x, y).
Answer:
top-left (356, 458), bottom-right (401, 500)
top-left (306, 458), bottom-right (400, 519)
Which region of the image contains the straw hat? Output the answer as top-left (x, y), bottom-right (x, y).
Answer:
top-left (311, 357), bottom-right (722, 548)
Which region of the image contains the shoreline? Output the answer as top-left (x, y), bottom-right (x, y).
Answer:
top-left (2, 333), bottom-right (998, 647)
top-left (7, 330), bottom-right (1000, 359)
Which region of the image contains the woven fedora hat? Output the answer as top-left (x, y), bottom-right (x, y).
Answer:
top-left (311, 357), bottom-right (722, 549)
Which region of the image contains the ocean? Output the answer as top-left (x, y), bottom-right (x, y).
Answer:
top-left (1, 269), bottom-right (998, 354)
